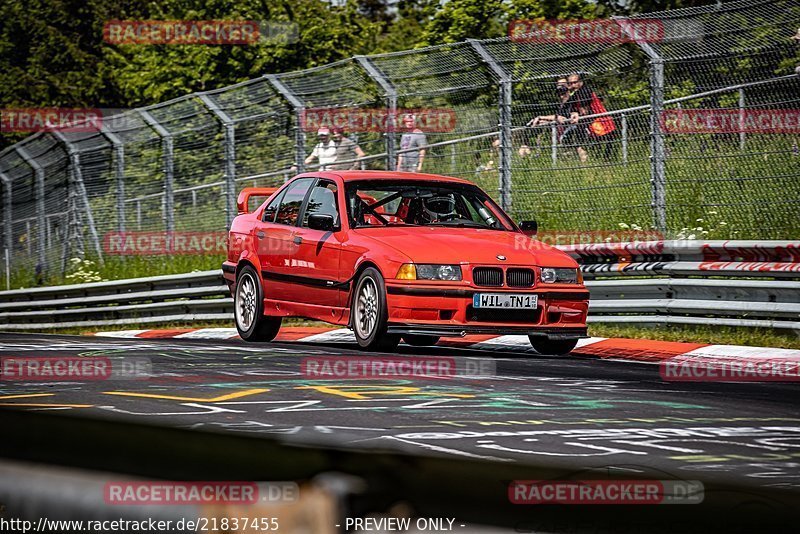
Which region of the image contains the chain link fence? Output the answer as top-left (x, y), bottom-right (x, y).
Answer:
top-left (1, 0), bottom-right (799, 287)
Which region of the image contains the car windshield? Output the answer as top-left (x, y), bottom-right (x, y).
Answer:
top-left (346, 180), bottom-right (514, 230)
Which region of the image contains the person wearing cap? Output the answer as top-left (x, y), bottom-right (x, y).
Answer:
top-left (396, 113), bottom-right (427, 172)
top-left (305, 127), bottom-right (338, 170)
top-left (330, 127), bottom-right (366, 170)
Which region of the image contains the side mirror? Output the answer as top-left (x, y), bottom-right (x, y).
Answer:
top-left (519, 220), bottom-right (538, 236)
top-left (308, 213), bottom-right (337, 232)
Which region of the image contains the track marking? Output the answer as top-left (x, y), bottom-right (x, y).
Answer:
top-left (0, 403), bottom-right (92, 408)
top-left (0, 393), bottom-right (54, 400)
top-left (102, 388), bottom-right (270, 402)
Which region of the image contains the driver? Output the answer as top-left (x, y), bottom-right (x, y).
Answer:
top-left (420, 194), bottom-right (458, 223)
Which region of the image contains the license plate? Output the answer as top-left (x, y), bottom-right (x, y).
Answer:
top-left (473, 293), bottom-right (538, 309)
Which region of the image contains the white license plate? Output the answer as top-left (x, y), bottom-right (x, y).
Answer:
top-left (473, 293), bottom-right (538, 309)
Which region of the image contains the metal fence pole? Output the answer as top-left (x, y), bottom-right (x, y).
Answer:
top-left (0, 173), bottom-right (11, 268)
top-left (469, 39), bottom-right (512, 211)
top-left (649, 58), bottom-right (667, 233)
top-left (198, 93), bottom-right (237, 226)
top-left (621, 114), bottom-right (628, 165)
top-left (355, 55), bottom-right (397, 170)
top-left (266, 75), bottom-right (306, 174)
top-left (50, 131), bottom-right (104, 266)
top-left (137, 109), bottom-right (174, 233)
top-left (98, 124), bottom-right (126, 232)
top-left (616, 17), bottom-right (667, 233)
top-left (14, 146), bottom-right (47, 271)
top-left (550, 124), bottom-right (558, 167)
top-left (739, 88), bottom-right (746, 151)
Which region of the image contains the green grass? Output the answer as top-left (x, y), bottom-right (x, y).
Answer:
top-left (588, 323), bottom-right (800, 350)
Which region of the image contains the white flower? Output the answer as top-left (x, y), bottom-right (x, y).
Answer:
top-left (618, 223), bottom-right (630, 229)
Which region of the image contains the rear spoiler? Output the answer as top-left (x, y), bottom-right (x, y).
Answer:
top-left (237, 187), bottom-right (279, 214)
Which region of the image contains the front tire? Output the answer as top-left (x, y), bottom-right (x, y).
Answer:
top-left (528, 337), bottom-right (579, 355)
top-left (235, 265), bottom-right (281, 342)
top-left (352, 267), bottom-right (400, 351)
top-left (403, 335), bottom-right (440, 347)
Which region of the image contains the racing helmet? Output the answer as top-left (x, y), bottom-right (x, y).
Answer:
top-left (421, 193), bottom-right (457, 222)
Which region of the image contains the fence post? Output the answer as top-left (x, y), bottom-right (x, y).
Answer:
top-left (266, 75), bottom-right (306, 174)
top-left (198, 93), bottom-right (237, 227)
top-left (649, 58), bottom-right (667, 233)
top-left (50, 130), bottom-right (104, 267)
top-left (355, 55), bottom-right (397, 170)
top-left (137, 109), bottom-right (174, 233)
top-left (616, 17), bottom-right (667, 234)
top-left (98, 124), bottom-right (126, 232)
top-left (14, 146), bottom-right (47, 272)
top-left (550, 123), bottom-right (558, 167)
top-left (621, 113), bottom-right (628, 165)
top-left (738, 88), bottom-right (746, 151)
top-left (469, 39), bottom-right (512, 211)
top-left (0, 172), bottom-right (11, 279)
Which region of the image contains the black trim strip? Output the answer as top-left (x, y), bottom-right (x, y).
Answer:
top-left (386, 286), bottom-right (471, 297)
top-left (261, 270), bottom-right (351, 290)
top-left (221, 263), bottom-right (236, 274)
top-left (386, 323), bottom-right (588, 338)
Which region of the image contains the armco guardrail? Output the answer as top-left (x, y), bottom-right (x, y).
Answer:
top-left (0, 270), bottom-right (231, 330)
top-left (0, 241), bottom-right (797, 331)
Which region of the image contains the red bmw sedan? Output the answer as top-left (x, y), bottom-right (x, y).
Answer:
top-left (223, 171), bottom-right (589, 354)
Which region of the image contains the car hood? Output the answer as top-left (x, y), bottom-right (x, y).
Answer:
top-left (354, 227), bottom-right (576, 267)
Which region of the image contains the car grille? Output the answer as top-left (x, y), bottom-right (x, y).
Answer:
top-left (507, 268), bottom-right (534, 287)
top-left (473, 267), bottom-right (503, 287)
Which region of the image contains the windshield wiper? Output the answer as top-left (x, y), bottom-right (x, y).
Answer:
top-left (428, 221), bottom-right (494, 229)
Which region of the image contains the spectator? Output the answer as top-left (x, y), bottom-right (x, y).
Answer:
top-left (528, 78), bottom-right (574, 128)
top-left (305, 127), bottom-right (337, 170)
top-left (793, 28), bottom-right (800, 75)
top-left (565, 73), bottom-right (617, 162)
top-left (519, 77), bottom-right (578, 157)
top-left (329, 127), bottom-right (366, 170)
top-left (397, 113), bottom-right (427, 172)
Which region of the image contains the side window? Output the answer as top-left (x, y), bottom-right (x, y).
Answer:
top-left (302, 182), bottom-right (339, 227)
top-left (262, 190), bottom-right (285, 223)
top-left (275, 178), bottom-right (313, 226)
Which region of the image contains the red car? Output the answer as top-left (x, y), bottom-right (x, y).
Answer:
top-left (222, 171), bottom-right (589, 354)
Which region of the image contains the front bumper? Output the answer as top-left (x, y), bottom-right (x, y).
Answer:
top-left (385, 282), bottom-right (589, 339)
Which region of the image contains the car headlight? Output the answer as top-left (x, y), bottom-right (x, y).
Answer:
top-left (396, 264), bottom-right (462, 281)
top-left (541, 267), bottom-right (580, 284)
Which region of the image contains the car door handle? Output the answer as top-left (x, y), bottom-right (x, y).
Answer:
top-left (256, 231), bottom-right (265, 239)
top-left (293, 236), bottom-right (303, 245)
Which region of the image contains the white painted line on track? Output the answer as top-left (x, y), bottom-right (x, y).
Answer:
top-left (94, 330), bottom-right (149, 338)
top-left (174, 328), bottom-right (240, 340)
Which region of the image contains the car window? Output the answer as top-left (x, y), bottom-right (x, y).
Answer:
top-left (262, 190), bottom-right (285, 223)
top-left (275, 178), bottom-right (313, 226)
top-left (346, 181), bottom-right (512, 230)
top-left (302, 182), bottom-right (339, 227)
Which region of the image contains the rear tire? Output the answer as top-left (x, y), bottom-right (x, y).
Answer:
top-left (403, 335), bottom-right (440, 347)
top-left (352, 267), bottom-right (400, 351)
top-left (235, 265), bottom-right (282, 342)
top-left (528, 337), bottom-right (578, 355)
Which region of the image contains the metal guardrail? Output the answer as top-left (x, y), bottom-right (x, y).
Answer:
top-left (0, 241), bottom-right (797, 331)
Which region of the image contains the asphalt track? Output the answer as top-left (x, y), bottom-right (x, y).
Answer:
top-left (1, 331), bottom-right (800, 495)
